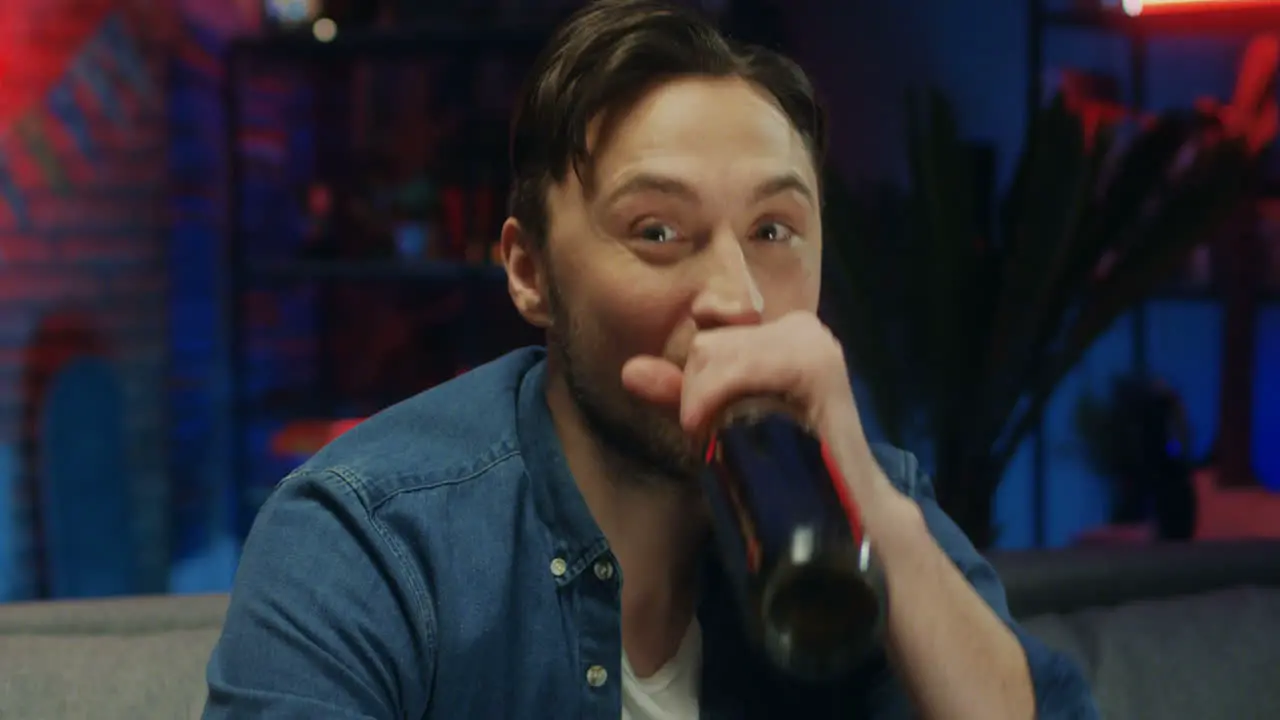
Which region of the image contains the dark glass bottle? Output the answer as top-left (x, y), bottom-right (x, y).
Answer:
top-left (701, 399), bottom-right (886, 681)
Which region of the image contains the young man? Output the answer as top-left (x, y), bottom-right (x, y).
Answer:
top-left (204, 1), bottom-right (1097, 717)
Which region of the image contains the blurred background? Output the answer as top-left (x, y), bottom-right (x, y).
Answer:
top-left (0, 0), bottom-right (1277, 603)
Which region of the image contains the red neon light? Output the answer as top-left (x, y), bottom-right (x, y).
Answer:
top-left (0, 0), bottom-right (115, 131)
top-left (1125, 0), bottom-right (1280, 16)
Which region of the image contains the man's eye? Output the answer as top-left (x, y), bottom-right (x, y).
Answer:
top-left (637, 223), bottom-right (679, 243)
top-left (753, 222), bottom-right (795, 243)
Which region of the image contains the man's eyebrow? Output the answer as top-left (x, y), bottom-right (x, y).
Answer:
top-left (602, 171), bottom-right (815, 205)
top-left (603, 173), bottom-right (699, 205)
top-left (750, 173), bottom-right (815, 205)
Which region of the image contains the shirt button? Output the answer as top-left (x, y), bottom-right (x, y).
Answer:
top-left (585, 664), bottom-right (608, 688)
top-left (550, 557), bottom-right (568, 577)
top-left (592, 560), bottom-right (614, 581)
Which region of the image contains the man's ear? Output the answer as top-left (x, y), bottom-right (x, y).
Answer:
top-left (500, 217), bottom-right (551, 328)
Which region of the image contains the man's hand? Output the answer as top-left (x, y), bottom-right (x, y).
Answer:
top-left (620, 310), bottom-right (1041, 719)
top-left (620, 310), bottom-right (896, 511)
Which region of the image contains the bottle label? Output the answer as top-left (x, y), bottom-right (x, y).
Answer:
top-left (703, 411), bottom-right (858, 576)
top-left (706, 434), bottom-right (763, 573)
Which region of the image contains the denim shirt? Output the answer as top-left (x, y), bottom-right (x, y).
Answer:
top-left (204, 347), bottom-right (1097, 719)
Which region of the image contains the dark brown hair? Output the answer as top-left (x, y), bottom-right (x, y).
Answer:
top-left (508, 0), bottom-right (827, 246)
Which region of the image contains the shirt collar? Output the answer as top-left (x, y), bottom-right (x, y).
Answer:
top-left (516, 352), bottom-right (610, 585)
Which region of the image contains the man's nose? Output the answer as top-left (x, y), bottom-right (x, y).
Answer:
top-left (690, 231), bottom-right (764, 331)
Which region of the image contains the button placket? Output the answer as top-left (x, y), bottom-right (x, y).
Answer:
top-left (572, 547), bottom-right (622, 713)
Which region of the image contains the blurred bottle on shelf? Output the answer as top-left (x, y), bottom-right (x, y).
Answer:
top-left (392, 171), bottom-right (440, 262)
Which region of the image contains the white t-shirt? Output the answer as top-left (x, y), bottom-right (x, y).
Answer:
top-left (621, 618), bottom-right (703, 720)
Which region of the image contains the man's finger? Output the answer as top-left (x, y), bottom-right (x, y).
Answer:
top-left (620, 355), bottom-right (684, 406)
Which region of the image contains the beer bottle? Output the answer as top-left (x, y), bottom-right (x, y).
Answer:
top-left (702, 398), bottom-right (886, 681)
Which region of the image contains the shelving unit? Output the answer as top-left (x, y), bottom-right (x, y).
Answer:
top-left (1029, 3), bottom-right (1280, 169)
top-left (1044, 6), bottom-right (1280, 34)
top-left (249, 259), bottom-right (509, 283)
top-left (228, 23), bottom-right (551, 59)
top-left (1025, 1), bottom-right (1280, 545)
top-left (1028, 2), bottom-right (1280, 336)
top-left (1155, 287), bottom-right (1280, 303)
top-left (222, 24), bottom-right (549, 538)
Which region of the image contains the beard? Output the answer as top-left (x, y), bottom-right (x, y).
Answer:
top-left (546, 280), bottom-right (704, 487)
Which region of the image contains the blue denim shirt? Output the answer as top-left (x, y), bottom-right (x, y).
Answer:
top-left (205, 347), bottom-right (1097, 719)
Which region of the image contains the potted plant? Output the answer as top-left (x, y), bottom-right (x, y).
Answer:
top-left (822, 48), bottom-right (1277, 547)
top-left (1074, 376), bottom-right (1195, 541)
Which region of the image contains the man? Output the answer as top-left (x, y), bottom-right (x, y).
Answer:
top-left (205, 1), bottom-right (1098, 717)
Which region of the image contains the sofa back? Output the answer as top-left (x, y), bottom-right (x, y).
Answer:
top-left (0, 593), bottom-right (228, 720)
top-left (2, 542), bottom-right (1278, 720)
top-left (992, 541), bottom-right (1280, 720)
top-left (991, 540), bottom-right (1280, 617)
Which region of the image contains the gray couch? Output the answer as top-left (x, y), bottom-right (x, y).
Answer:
top-left (1, 542), bottom-right (1277, 719)
top-left (997, 541), bottom-right (1280, 720)
top-left (0, 593), bottom-right (224, 719)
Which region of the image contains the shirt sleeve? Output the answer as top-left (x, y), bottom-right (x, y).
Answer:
top-left (899, 449), bottom-right (1101, 720)
top-left (202, 469), bottom-right (433, 719)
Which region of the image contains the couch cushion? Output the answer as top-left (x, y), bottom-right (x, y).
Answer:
top-left (1, 628), bottom-right (219, 719)
top-left (0, 594), bottom-right (228, 720)
top-left (1022, 586), bottom-right (1280, 720)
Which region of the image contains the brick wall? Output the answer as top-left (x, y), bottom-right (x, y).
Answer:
top-left (0, 1), bottom-right (175, 599)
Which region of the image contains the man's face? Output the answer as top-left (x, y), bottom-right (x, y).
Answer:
top-left (540, 76), bottom-right (823, 483)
